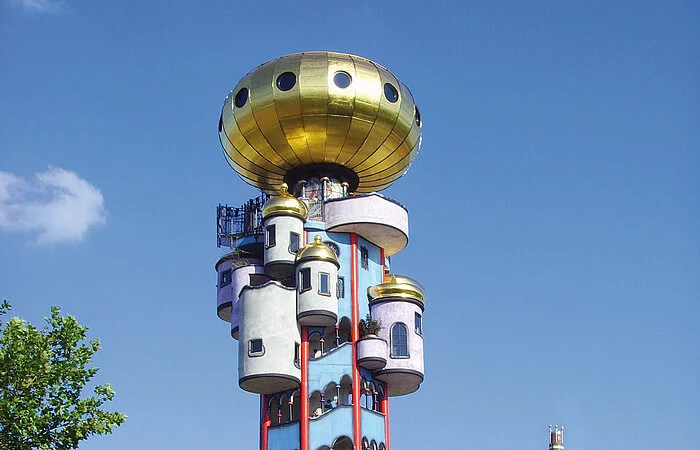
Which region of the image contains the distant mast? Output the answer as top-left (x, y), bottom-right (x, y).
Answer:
top-left (549, 425), bottom-right (564, 450)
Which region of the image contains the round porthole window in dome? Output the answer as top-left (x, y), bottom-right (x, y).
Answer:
top-left (333, 71), bottom-right (352, 88)
top-left (384, 83), bottom-right (399, 103)
top-left (414, 106), bottom-right (421, 127)
top-left (234, 87), bottom-right (248, 108)
top-left (276, 72), bottom-right (296, 91)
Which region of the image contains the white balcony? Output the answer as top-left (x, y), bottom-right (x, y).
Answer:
top-left (323, 194), bottom-right (409, 256)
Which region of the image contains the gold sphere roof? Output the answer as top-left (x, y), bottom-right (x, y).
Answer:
top-left (261, 183), bottom-right (308, 220)
top-left (219, 51), bottom-right (422, 194)
top-left (296, 235), bottom-right (340, 267)
top-left (368, 274), bottom-right (425, 307)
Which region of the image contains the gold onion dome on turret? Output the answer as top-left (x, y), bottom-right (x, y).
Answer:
top-left (261, 183), bottom-right (308, 220)
top-left (296, 235), bottom-right (340, 267)
top-left (218, 51), bottom-right (422, 194)
top-left (368, 274), bottom-right (425, 307)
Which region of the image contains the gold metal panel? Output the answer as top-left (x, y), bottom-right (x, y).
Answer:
top-left (230, 76), bottom-right (287, 175)
top-left (335, 59), bottom-right (382, 165)
top-left (249, 60), bottom-right (297, 169)
top-left (350, 69), bottom-right (409, 172)
top-left (324, 53), bottom-right (356, 162)
top-left (273, 55), bottom-right (308, 164)
top-left (299, 54), bottom-right (329, 163)
top-left (359, 124), bottom-right (421, 181)
top-left (345, 65), bottom-right (402, 170)
top-left (218, 51), bottom-right (422, 193)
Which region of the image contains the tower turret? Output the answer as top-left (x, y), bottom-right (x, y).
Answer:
top-left (213, 51), bottom-right (425, 450)
top-left (549, 425), bottom-right (565, 450)
top-left (262, 183), bottom-right (308, 279)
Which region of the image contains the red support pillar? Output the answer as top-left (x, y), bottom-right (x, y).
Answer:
top-left (300, 326), bottom-right (310, 450)
top-left (382, 391), bottom-right (390, 450)
top-left (351, 233), bottom-right (362, 449)
top-left (261, 395), bottom-right (271, 450)
top-left (380, 248), bottom-right (385, 282)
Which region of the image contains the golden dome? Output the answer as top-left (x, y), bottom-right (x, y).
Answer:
top-left (218, 51), bottom-right (422, 194)
top-left (261, 183), bottom-right (308, 220)
top-left (296, 235), bottom-right (340, 267)
top-left (368, 274), bottom-right (425, 307)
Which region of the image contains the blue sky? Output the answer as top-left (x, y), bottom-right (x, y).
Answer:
top-left (1, 1), bottom-right (698, 449)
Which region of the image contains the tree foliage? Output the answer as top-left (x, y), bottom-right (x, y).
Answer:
top-left (0, 301), bottom-right (125, 450)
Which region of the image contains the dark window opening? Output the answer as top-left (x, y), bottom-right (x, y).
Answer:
top-left (299, 268), bottom-right (311, 293)
top-left (337, 276), bottom-right (345, 298)
top-left (266, 225), bottom-right (276, 248)
top-left (219, 269), bottom-right (232, 287)
top-left (414, 106), bottom-right (421, 127)
top-left (319, 272), bottom-right (330, 296)
top-left (383, 83), bottom-right (399, 103)
top-left (360, 246), bottom-right (369, 270)
top-left (333, 71), bottom-right (352, 88)
top-left (390, 323), bottom-right (408, 358)
top-left (415, 312), bottom-right (422, 335)
top-left (294, 342), bottom-right (300, 368)
top-left (248, 338), bottom-right (264, 357)
top-left (276, 72), bottom-right (297, 91)
top-left (289, 232), bottom-right (300, 254)
top-left (234, 87), bottom-right (249, 108)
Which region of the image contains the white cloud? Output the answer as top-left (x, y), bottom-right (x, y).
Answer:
top-left (0, 167), bottom-right (106, 245)
top-left (17, 0), bottom-right (62, 13)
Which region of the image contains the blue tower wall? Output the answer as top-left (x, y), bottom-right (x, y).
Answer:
top-left (309, 406), bottom-right (354, 450)
top-left (268, 422), bottom-right (300, 450)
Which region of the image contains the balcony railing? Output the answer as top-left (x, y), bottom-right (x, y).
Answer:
top-left (216, 193), bottom-right (271, 247)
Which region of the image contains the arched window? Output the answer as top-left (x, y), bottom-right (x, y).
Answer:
top-left (332, 436), bottom-right (353, 450)
top-left (390, 323), bottom-right (409, 358)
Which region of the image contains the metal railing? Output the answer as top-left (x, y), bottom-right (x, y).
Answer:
top-left (216, 193), bottom-right (271, 248)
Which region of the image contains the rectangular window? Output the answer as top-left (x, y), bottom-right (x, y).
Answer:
top-left (294, 342), bottom-right (300, 368)
top-left (219, 269), bottom-right (232, 287)
top-left (289, 232), bottom-right (300, 254)
top-left (248, 338), bottom-right (264, 357)
top-left (319, 272), bottom-right (330, 296)
top-left (337, 276), bottom-right (345, 298)
top-left (360, 246), bottom-right (369, 270)
top-left (266, 225), bottom-right (276, 248)
top-left (299, 268), bottom-right (311, 293)
top-left (415, 312), bottom-right (422, 335)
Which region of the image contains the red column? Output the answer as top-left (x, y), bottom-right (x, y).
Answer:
top-left (382, 392), bottom-right (390, 450)
top-left (261, 395), bottom-right (271, 450)
top-left (380, 248), bottom-right (385, 282)
top-left (300, 326), bottom-right (310, 450)
top-left (350, 233), bottom-right (361, 449)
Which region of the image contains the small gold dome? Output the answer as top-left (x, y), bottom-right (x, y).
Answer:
top-left (368, 274), bottom-right (425, 307)
top-left (296, 235), bottom-right (339, 267)
top-left (219, 51), bottom-right (422, 194)
top-left (262, 183), bottom-right (308, 220)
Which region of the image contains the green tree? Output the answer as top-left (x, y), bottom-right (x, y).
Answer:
top-left (0, 301), bottom-right (125, 450)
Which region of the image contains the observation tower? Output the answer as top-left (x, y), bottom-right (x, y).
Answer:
top-left (549, 425), bottom-right (565, 450)
top-left (214, 51), bottom-right (425, 450)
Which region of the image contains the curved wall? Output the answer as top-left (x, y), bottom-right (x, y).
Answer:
top-left (370, 299), bottom-right (424, 396)
top-left (264, 215), bottom-right (304, 279)
top-left (296, 259), bottom-right (339, 326)
top-left (238, 281), bottom-right (301, 394)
